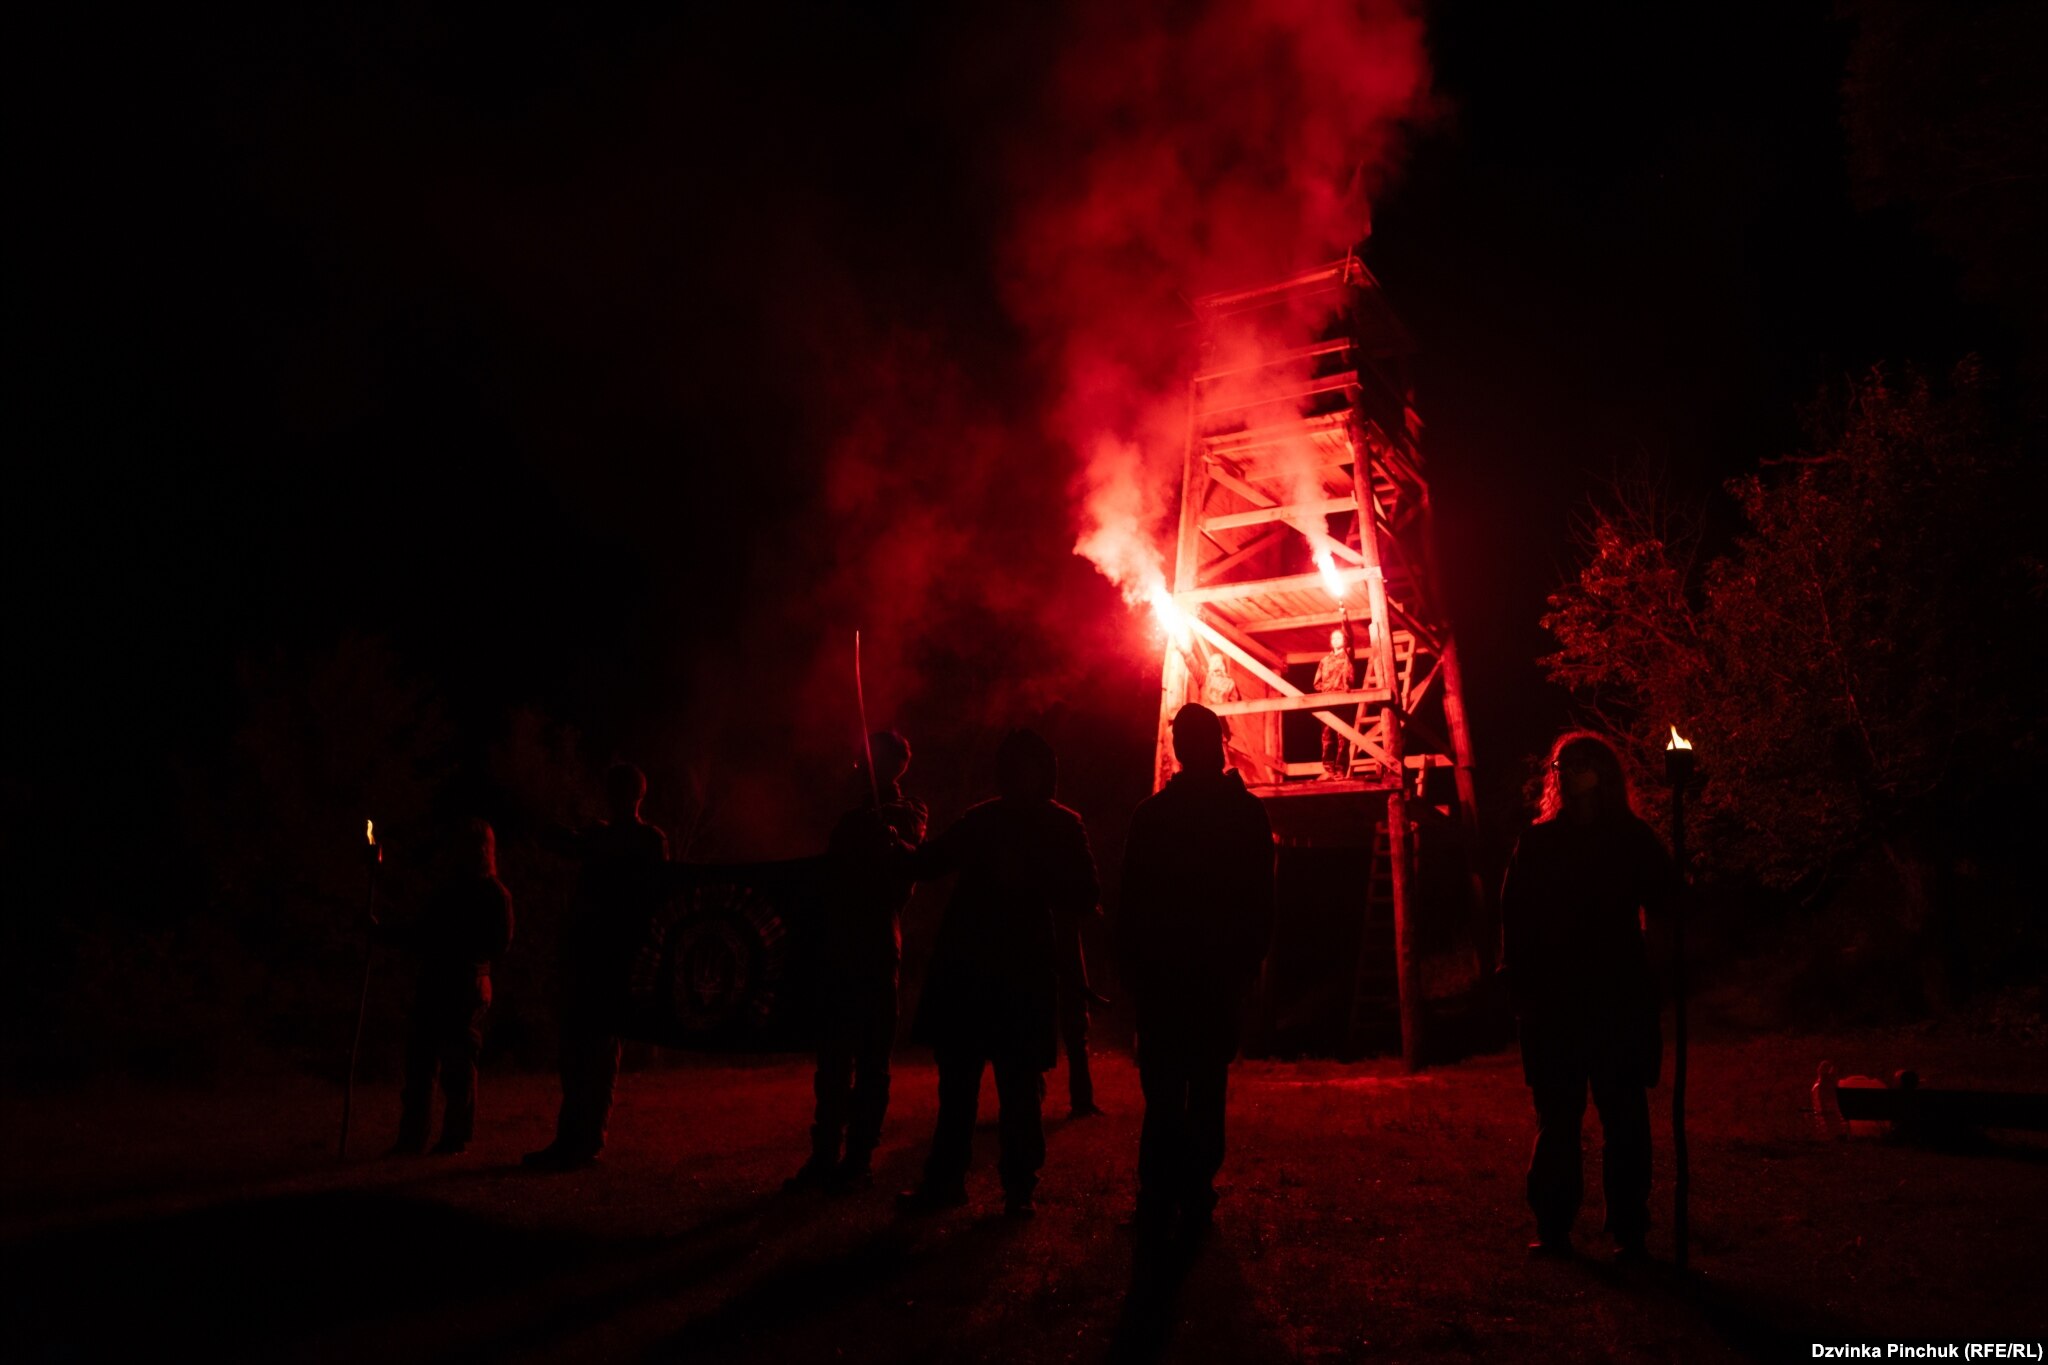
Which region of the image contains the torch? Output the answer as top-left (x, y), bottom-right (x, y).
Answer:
top-left (340, 818), bottom-right (381, 1159)
top-left (1664, 727), bottom-right (1696, 1270)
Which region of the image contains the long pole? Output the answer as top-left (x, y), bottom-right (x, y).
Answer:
top-left (341, 831), bottom-right (381, 1159)
top-left (854, 630), bottom-right (879, 810)
top-left (1350, 428), bottom-right (1418, 1071)
top-left (1666, 746), bottom-right (1694, 1271)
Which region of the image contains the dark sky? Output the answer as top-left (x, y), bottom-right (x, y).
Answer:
top-left (10, 1), bottom-right (2013, 874)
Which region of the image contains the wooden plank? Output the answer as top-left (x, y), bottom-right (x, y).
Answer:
top-left (1195, 338), bottom-right (1352, 384)
top-left (1195, 372), bottom-right (1359, 421)
top-left (1180, 569), bottom-right (1366, 605)
top-left (1197, 526), bottom-right (1288, 583)
top-left (1196, 261), bottom-right (1353, 311)
top-left (1208, 688), bottom-right (1389, 716)
top-left (1201, 497), bottom-right (1354, 532)
top-left (1194, 611), bottom-right (1288, 673)
top-left (1187, 615), bottom-right (1386, 760)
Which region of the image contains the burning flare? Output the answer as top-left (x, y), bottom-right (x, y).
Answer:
top-left (1314, 545), bottom-right (1348, 601)
top-left (1148, 582), bottom-right (1193, 651)
top-left (1666, 727), bottom-right (1693, 751)
top-left (365, 818), bottom-right (375, 845)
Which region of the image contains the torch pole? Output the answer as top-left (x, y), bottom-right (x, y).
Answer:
top-left (854, 630), bottom-right (879, 811)
top-left (340, 833), bottom-right (381, 1159)
top-left (1665, 740), bottom-right (1695, 1272)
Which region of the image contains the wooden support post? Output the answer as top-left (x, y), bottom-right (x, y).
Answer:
top-left (1418, 486), bottom-right (1492, 972)
top-left (1351, 424), bottom-right (1421, 1071)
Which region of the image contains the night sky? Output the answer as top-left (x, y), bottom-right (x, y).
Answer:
top-left (10, 2), bottom-right (2026, 886)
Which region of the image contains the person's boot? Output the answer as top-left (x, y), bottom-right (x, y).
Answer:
top-left (1003, 1189), bottom-right (1036, 1219)
top-left (429, 1135), bottom-right (469, 1156)
top-left (1527, 1223), bottom-right (1574, 1258)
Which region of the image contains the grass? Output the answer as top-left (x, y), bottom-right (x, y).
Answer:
top-left (3, 1027), bottom-right (2045, 1362)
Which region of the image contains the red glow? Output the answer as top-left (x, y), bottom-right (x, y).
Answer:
top-left (1002, 1), bottom-right (1432, 618)
top-left (1314, 545), bottom-right (1348, 601)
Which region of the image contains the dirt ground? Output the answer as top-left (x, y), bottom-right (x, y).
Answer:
top-left (4, 1028), bottom-right (2046, 1363)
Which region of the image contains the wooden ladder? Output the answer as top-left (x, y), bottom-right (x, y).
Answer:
top-left (1345, 819), bottom-right (1401, 1055)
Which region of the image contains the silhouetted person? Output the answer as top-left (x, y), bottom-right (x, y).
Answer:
top-left (1499, 731), bottom-right (1679, 1258)
top-left (1055, 896), bottom-right (1106, 1118)
top-left (386, 819), bottom-right (514, 1156)
top-left (897, 728), bottom-right (1099, 1218)
top-left (1313, 612), bottom-right (1357, 778)
top-left (1117, 703), bottom-right (1275, 1234)
top-left (788, 731), bottom-right (928, 1193)
top-left (525, 762), bottom-right (671, 1171)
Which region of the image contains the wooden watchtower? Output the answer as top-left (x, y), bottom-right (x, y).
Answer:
top-left (1153, 257), bottom-right (1480, 1069)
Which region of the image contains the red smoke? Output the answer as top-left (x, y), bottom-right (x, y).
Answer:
top-left (1002, 0), bottom-right (1432, 606)
top-left (659, 2), bottom-right (1431, 853)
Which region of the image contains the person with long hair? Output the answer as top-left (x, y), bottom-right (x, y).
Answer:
top-left (1499, 731), bottom-right (1679, 1258)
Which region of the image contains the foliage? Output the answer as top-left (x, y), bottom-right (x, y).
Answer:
top-left (1541, 361), bottom-right (2040, 893)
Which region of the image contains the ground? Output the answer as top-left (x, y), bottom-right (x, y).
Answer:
top-left (4, 1030), bottom-right (2046, 1363)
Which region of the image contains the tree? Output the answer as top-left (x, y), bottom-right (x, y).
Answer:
top-left (1542, 362), bottom-right (2038, 894)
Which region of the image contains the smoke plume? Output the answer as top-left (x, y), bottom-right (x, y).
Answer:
top-left (1003, 0), bottom-right (1432, 603)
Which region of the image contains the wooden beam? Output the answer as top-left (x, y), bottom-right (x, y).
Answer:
top-left (1179, 569), bottom-right (1365, 605)
top-left (1194, 338), bottom-right (1351, 384)
top-left (1201, 497), bottom-right (1354, 532)
top-left (1193, 611), bottom-right (1288, 673)
top-left (1194, 372), bottom-right (1359, 421)
top-left (1209, 688), bottom-right (1389, 716)
top-left (1186, 615), bottom-right (1386, 761)
top-left (1351, 415), bottom-right (1419, 1073)
top-left (1197, 526), bottom-right (1288, 583)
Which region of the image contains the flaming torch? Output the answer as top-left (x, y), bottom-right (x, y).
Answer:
top-left (1664, 727), bottom-right (1697, 1271)
top-left (1314, 545), bottom-right (1348, 602)
top-left (1148, 581), bottom-right (1192, 652)
top-left (340, 817), bottom-right (382, 1159)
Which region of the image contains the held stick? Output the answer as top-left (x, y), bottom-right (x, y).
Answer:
top-left (855, 630), bottom-right (879, 810)
top-left (1665, 731), bottom-right (1696, 1272)
top-left (340, 826), bottom-right (381, 1159)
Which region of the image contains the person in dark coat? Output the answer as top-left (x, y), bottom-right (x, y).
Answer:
top-left (524, 762), bottom-right (671, 1171)
top-left (897, 728), bottom-right (1099, 1218)
top-left (388, 819), bottom-right (515, 1156)
top-left (788, 731), bottom-right (929, 1192)
top-left (1498, 731), bottom-right (1679, 1258)
top-left (1116, 703), bottom-right (1275, 1233)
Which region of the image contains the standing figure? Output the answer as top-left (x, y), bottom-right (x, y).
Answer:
top-left (1116, 703), bottom-right (1275, 1234)
top-left (789, 731), bottom-right (928, 1192)
top-left (1313, 612), bottom-right (1357, 778)
top-left (1201, 652), bottom-right (1240, 748)
top-left (524, 762), bottom-right (671, 1171)
top-left (897, 728), bottom-right (1099, 1218)
top-left (1499, 731), bottom-right (1678, 1258)
top-left (389, 819), bottom-right (515, 1156)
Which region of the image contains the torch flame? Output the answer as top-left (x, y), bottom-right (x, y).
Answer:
top-left (1667, 726), bottom-right (1693, 751)
top-left (1314, 546), bottom-right (1347, 601)
top-left (366, 818), bottom-right (375, 845)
